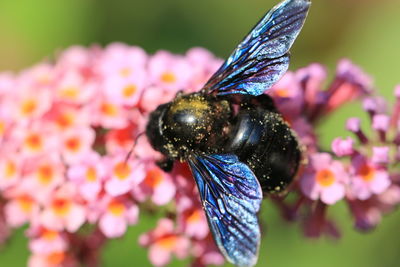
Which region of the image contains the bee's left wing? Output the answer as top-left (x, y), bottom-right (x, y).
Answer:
top-left (203, 0), bottom-right (311, 96)
top-left (188, 154), bottom-right (263, 267)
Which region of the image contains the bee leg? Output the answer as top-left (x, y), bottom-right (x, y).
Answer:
top-left (156, 158), bottom-right (174, 172)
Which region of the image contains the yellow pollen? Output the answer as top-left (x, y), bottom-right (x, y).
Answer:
top-left (17, 195), bottom-right (34, 213)
top-left (65, 137), bottom-right (81, 152)
top-left (316, 169), bottom-right (335, 187)
top-left (51, 198), bottom-right (71, 216)
top-left (46, 251), bottom-right (65, 265)
top-left (161, 72), bottom-right (176, 83)
top-left (108, 200), bottom-right (125, 216)
top-left (86, 166), bottom-right (97, 182)
top-left (60, 87), bottom-right (79, 100)
top-left (157, 235), bottom-right (178, 249)
top-left (144, 168), bottom-right (163, 188)
top-left (122, 84), bottom-right (137, 98)
top-left (187, 210), bottom-right (201, 223)
top-left (359, 164), bottom-right (375, 182)
top-left (37, 164), bottom-right (54, 185)
top-left (25, 133), bottom-right (43, 151)
top-left (4, 160), bottom-right (17, 178)
top-left (100, 103), bottom-right (118, 116)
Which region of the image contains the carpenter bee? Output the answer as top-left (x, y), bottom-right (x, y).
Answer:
top-left (145, 0), bottom-right (311, 266)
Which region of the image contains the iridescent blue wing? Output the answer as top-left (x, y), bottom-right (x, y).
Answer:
top-left (188, 154), bottom-right (263, 267)
top-left (204, 0), bottom-right (311, 96)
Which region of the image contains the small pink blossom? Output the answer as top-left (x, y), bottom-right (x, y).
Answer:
top-left (4, 193), bottom-right (39, 227)
top-left (132, 163), bottom-right (176, 205)
top-left (67, 151), bottom-right (106, 201)
top-left (139, 218), bottom-right (190, 266)
top-left (104, 155), bottom-right (145, 196)
top-left (149, 51), bottom-right (192, 91)
top-left (346, 117), bottom-right (361, 132)
top-left (349, 155), bottom-right (391, 200)
top-left (98, 196), bottom-right (139, 238)
top-left (60, 127), bottom-right (95, 164)
top-left (331, 137), bottom-right (354, 157)
top-left (300, 153), bottom-right (348, 205)
top-left (27, 226), bottom-right (68, 254)
top-left (39, 184), bottom-right (86, 232)
top-left (371, 146), bottom-right (390, 164)
top-left (372, 114), bottom-right (390, 131)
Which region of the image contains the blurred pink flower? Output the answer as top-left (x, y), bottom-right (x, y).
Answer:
top-left (39, 184), bottom-right (86, 232)
top-left (67, 151), bottom-right (106, 202)
top-left (300, 153), bottom-right (349, 205)
top-left (104, 155), bottom-right (145, 196)
top-left (349, 155), bottom-right (391, 200)
top-left (132, 163), bottom-right (176, 205)
top-left (98, 196), bottom-right (139, 238)
top-left (0, 43), bottom-right (398, 266)
top-left (139, 218), bottom-right (190, 266)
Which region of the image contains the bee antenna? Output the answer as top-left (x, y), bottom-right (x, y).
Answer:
top-left (124, 132), bottom-right (145, 163)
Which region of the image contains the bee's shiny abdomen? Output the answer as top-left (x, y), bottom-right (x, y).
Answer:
top-left (227, 96), bottom-right (301, 194)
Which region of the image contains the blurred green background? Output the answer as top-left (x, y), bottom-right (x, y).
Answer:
top-left (1, 0), bottom-right (400, 266)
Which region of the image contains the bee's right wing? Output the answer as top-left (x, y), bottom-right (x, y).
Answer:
top-left (188, 154), bottom-right (263, 267)
top-left (203, 0), bottom-right (311, 96)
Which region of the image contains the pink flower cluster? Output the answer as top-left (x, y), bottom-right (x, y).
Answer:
top-left (270, 60), bottom-right (400, 236)
top-left (0, 43), bottom-right (399, 266)
top-left (0, 44), bottom-right (223, 266)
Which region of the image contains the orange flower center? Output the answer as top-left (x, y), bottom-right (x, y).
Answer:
top-left (20, 99), bottom-right (37, 115)
top-left (100, 102), bottom-right (118, 116)
top-left (51, 198), bottom-right (71, 216)
top-left (46, 251), bottom-right (66, 265)
top-left (123, 84), bottom-right (137, 98)
top-left (4, 160), bottom-right (17, 178)
top-left (113, 162), bottom-right (131, 180)
top-left (144, 168), bottom-right (163, 188)
top-left (359, 164), bottom-right (375, 182)
top-left (316, 169), bottom-right (335, 187)
top-left (25, 133), bottom-right (43, 151)
top-left (37, 164), bottom-right (54, 185)
top-left (56, 112), bottom-right (74, 129)
top-left (161, 72), bottom-right (176, 83)
top-left (108, 200), bottom-right (125, 216)
top-left (65, 137), bottom-right (81, 152)
top-left (157, 235), bottom-right (178, 249)
top-left (187, 209), bottom-right (201, 223)
top-left (41, 229), bottom-right (58, 241)
top-left (86, 166), bottom-right (97, 182)
top-left (60, 87), bottom-right (79, 100)
top-left (17, 195), bottom-right (34, 213)
top-left (0, 121), bottom-right (5, 135)
top-left (275, 88), bottom-right (291, 98)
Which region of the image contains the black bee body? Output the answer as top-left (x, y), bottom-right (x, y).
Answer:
top-left (144, 1), bottom-right (310, 265)
top-left (146, 92), bottom-right (301, 194)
